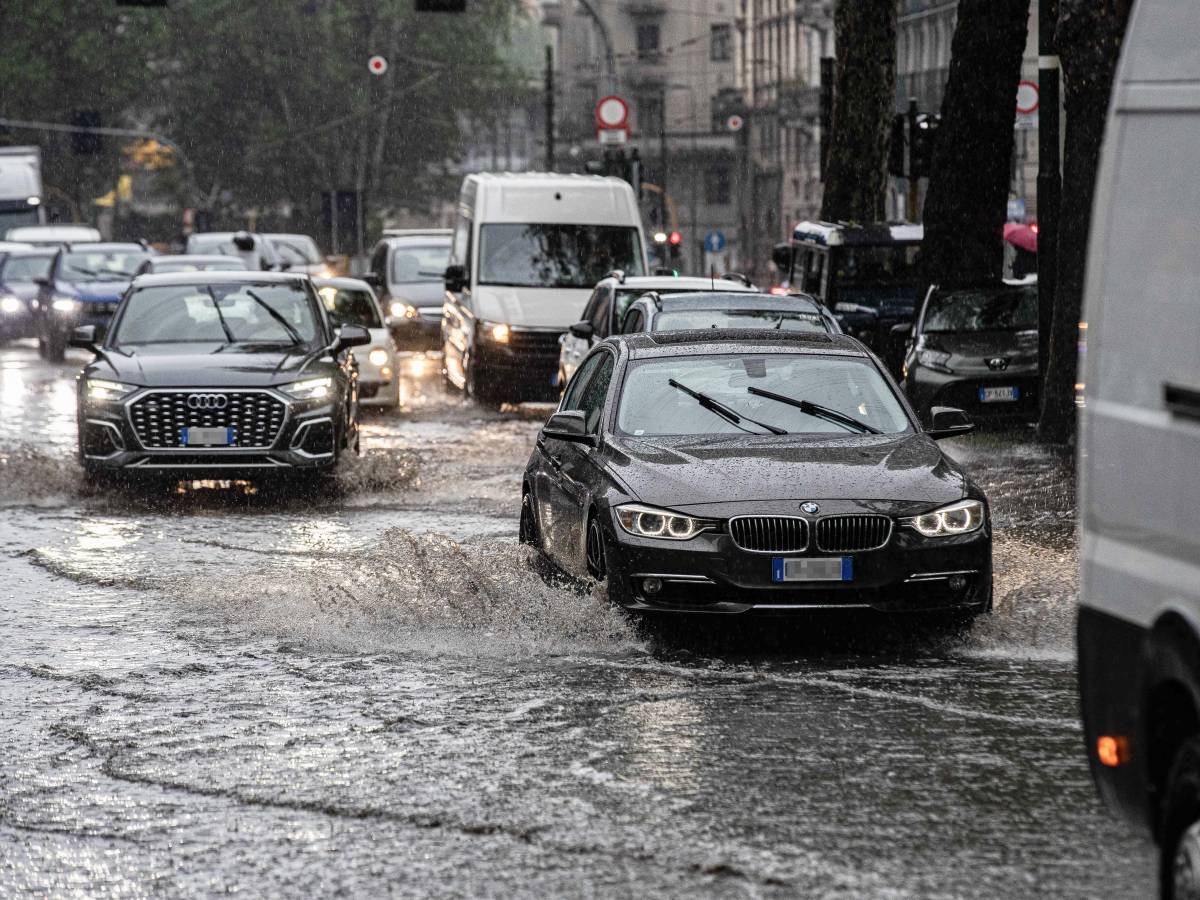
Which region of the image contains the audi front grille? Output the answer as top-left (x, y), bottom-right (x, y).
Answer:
top-left (128, 390), bottom-right (287, 449)
top-left (814, 515), bottom-right (892, 552)
top-left (728, 516), bottom-right (809, 553)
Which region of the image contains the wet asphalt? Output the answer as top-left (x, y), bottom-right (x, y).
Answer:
top-left (0, 342), bottom-right (1154, 897)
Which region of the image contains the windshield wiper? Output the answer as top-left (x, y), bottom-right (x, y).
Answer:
top-left (747, 386), bottom-right (881, 434)
top-left (206, 288), bottom-right (237, 345)
top-left (245, 290), bottom-right (304, 344)
top-left (668, 379), bottom-right (788, 435)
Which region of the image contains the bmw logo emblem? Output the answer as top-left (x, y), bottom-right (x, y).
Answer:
top-left (800, 502), bottom-right (819, 514)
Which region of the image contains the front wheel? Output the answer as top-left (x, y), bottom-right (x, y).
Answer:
top-left (1162, 738), bottom-right (1200, 899)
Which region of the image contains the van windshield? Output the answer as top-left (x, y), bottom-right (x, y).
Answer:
top-left (478, 224), bottom-right (644, 288)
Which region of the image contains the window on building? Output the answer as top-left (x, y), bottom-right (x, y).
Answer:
top-left (705, 165), bottom-right (732, 206)
top-left (711, 24), bottom-right (732, 61)
top-left (637, 94), bottom-right (663, 135)
top-left (637, 23), bottom-right (660, 55)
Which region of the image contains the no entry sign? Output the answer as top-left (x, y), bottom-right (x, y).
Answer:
top-left (368, 55), bottom-right (388, 76)
top-left (1016, 80), bottom-right (1039, 115)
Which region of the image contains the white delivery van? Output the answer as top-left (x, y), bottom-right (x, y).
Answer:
top-left (440, 173), bottom-right (647, 406)
top-left (1077, 2), bottom-right (1200, 895)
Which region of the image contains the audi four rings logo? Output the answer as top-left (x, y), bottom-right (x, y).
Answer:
top-left (187, 393), bottom-right (228, 410)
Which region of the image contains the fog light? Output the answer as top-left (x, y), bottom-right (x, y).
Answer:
top-left (948, 574), bottom-right (967, 592)
top-left (643, 577), bottom-right (663, 595)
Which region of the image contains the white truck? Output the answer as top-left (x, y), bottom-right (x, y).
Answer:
top-left (0, 147), bottom-right (46, 236)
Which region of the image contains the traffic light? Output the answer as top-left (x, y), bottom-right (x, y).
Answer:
top-left (888, 114), bottom-right (906, 179)
top-left (668, 230), bottom-right (682, 262)
top-left (910, 113), bottom-right (940, 179)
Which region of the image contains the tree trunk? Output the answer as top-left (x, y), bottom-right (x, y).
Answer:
top-left (819, 0), bottom-right (896, 223)
top-left (1036, 0), bottom-right (1133, 443)
top-left (921, 0), bottom-right (1030, 286)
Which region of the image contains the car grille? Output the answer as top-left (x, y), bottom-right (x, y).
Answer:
top-left (508, 328), bottom-right (565, 362)
top-left (815, 515), bottom-right (892, 552)
top-left (128, 390), bottom-right (287, 449)
top-left (728, 516), bottom-right (809, 553)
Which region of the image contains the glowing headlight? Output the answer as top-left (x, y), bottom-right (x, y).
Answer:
top-left (368, 348), bottom-right (390, 367)
top-left (0, 296), bottom-right (21, 314)
top-left (52, 297), bottom-right (80, 313)
top-left (901, 499), bottom-right (985, 537)
top-left (86, 378), bottom-right (137, 402)
top-left (615, 503), bottom-right (711, 540)
top-left (486, 322), bottom-right (510, 343)
top-left (390, 301), bottom-right (418, 319)
top-left (281, 377), bottom-right (332, 400)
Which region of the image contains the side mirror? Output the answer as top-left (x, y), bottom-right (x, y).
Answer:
top-left (69, 324), bottom-right (99, 351)
top-left (568, 321), bottom-right (594, 341)
top-left (890, 322), bottom-right (912, 337)
top-left (771, 242), bottom-right (792, 272)
top-left (541, 410), bottom-right (596, 446)
top-left (927, 406), bottom-right (975, 440)
top-left (444, 263), bottom-right (467, 292)
top-left (335, 324), bottom-right (372, 351)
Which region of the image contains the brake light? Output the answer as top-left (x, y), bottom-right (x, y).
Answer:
top-left (769, 286), bottom-right (788, 296)
top-left (1097, 735), bottom-right (1130, 767)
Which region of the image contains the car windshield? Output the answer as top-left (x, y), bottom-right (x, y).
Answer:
top-left (832, 245), bottom-right (922, 286)
top-left (111, 282), bottom-right (321, 347)
top-left (617, 353), bottom-right (910, 437)
top-left (655, 309), bottom-right (829, 333)
top-left (479, 224), bottom-right (645, 288)
top-left (60, 250), bottom-right (151, 282)
top-left (390, 243), bottom-right (450, 284)
top-left (318, 285), bottom-right (381, 328)
top-left (0, 254), bottom-right (53, 282)
top-left (923, 285), bottom-right (1037, 333)
top-left (269, 236), bottom-right (321, 265)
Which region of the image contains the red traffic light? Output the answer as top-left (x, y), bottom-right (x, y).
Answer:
top-left (668, 230), bottom-right (682, 246)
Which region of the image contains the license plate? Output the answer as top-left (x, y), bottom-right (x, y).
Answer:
top-left (182, 426), bottom-right (233, 446)
top-left (979, 386), bottom-right (1019, 403)
top-left (772, 557), bottom-right (852, 582)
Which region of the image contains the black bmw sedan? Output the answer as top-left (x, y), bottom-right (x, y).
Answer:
top-left (521, 330), bottom-right (991, 616)
top-left (71, 272), bottom-right (369, 481)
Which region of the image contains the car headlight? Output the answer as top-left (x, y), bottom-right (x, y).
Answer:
top-left (281, 377), bottom-right (332, 400)
top-left (900, 499), bottom-right (985, 537)
top-left (482, 321), bottom-right (510, 344)
top-left (916, 348), bottom-right (952, 373)
top-left (368, 348), bottom-right (390, 367)
top-left (86, 378), bottom-right (137, 402)
top-left (615, 503), bottom-right (712, 540)
top-left (52, 297), bottom-right (80, 313)
top-left (0, 296), bottom-right (21, 314)
top-left (390, 301), bottom-right (418, 319)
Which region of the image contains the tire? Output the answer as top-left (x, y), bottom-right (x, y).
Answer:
top-left (586, 514), bottom-right (607, 580)
top-left (519, 491), bottom-right (541, 548)
top-left (465, 353), bottom-right (501, 409)
top-left (1162, 737), bottom-right (1200, 899)
top-left (43, 332), bottom-right (66, 363)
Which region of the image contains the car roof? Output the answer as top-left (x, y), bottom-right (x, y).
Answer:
top-left (61, 242), bottom-right (148, 253)
top-left (130, 271), bottom-right (310, 287)
top-left (379, 233), bottom-right (451, 246)
top-left (3, 248), bottom-right (55, 259)
top-left (603, 275), bottom-right (757, 292)
top-left (262, 233), bottom-right (315, 241)
top-left (640, 291), bottom-right (823, 312)
top-left (610, 329), bottom-right (867, 359)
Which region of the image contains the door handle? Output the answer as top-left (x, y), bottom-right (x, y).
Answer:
top-left (1165, 383), bottom-right (1200, 422)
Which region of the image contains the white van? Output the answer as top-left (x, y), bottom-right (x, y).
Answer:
top-left (441, 173), bottom-right (647, 405)
top-left (1078, 1), bottom-right (1200, 894)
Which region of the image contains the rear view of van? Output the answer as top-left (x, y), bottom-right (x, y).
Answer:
top-left (1078, 2), bottom-right (1200, 895)
top-left (441, 173), bottom-right (647, 406)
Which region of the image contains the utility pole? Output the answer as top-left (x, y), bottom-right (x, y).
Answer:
top-left (659, 92), bottom-right (669, 238)
top-left (1037, 0), bottom-right (1060, 388)
top-left (544, 45), bottom-right (555, 171)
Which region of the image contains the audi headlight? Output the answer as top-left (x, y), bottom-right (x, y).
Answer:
top-left (390, 301), bottom-right (418, 319)
top-left (86, 378), bottom-right (137, 402)
top-left (901, 499), bottom-right (985, 537)
top-left (368, 348), bottom-right (390, 367)
top-left (281, 377), bottom-right (332, 400)
top-left (615, 503), bottom-right (712, 540)
top-left (52, 297), bottom-right (80, 313)
top-left (0, 296), bottom-right (21, 314)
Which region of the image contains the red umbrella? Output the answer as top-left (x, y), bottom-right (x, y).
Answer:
top-left (1004, 222), bottom-right (1038, 254)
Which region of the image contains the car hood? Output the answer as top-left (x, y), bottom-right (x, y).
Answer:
top-left (59, 280), bottom-right (131, 303)
top-left (89, 345), bottom-right (332, 387)
top-left (605, 432), bottom-right (966, 511)
top-left (923, 329), bottom-right (1037, 374)
top-left (386, 281), bottom-right (444, 308)
top-left (473, 284), bottom-right (592, 329)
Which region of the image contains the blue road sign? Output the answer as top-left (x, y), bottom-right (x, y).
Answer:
top-left (703, 230), bottom-right (726, 253)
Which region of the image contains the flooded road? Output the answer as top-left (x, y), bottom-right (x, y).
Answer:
top-left (0, 343), bottom-right (1153, 897)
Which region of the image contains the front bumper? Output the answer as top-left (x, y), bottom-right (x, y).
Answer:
top-left (78, 387), bottom-right (342, 476)
top-left (604, 514), bottom-right (991, 615)
top-left (474, 329), bottom-right (564, 402)
top-left (42, 302), bottom-right (119, 337)
top-left (905, 366), bottom-right (1040, 422)
top-left (387, 312), bottom-right (441, 350)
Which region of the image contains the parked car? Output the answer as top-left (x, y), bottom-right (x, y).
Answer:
top-left (366, 229), bottom-right (451, 350)
top-left (616, 290), bottom-right (843, 337)
top-left (0, 247), bottom-right (54, 342)
top-left (557, 272), bottom-right (760, 387)
top-left (135, 254), bottom-right (248, 276)
top-left (70, 272), bottom-right (368, 482)
top-left (264, 233), bottom-right (333, 277)
top-left (185, 231), bottom-right (281, 271)
top-left (1076, 1), bottom-right (1200, 894)
top-left (521, 329), bottom-right (988, 616)
top-left (442, 173), bottom-right (648, 406)
top-left (33, 242), bottom-right (154, 361)
top-left (5, 224), bottom-right (102, 245)
top-left (900, 278), bottom-right (1038, 424)
top-left (314, 276), bottom-right (399, 408)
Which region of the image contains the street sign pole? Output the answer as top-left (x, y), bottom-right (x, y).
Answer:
top-left (1038, 0), bottom-right (1061, 393)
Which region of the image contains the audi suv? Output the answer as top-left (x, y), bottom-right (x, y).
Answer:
top-left (71, 272), bottom-right (369, 481)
